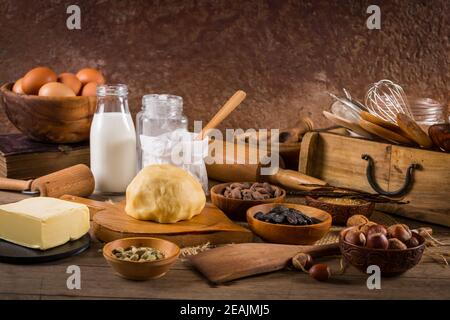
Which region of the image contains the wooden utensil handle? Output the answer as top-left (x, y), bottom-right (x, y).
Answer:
top-left (268, 169), bottom-right (327, 191)
top-left (196, 90), bottom-right (246, 140)
top-left (302, 242), bottom-right (340, 257)
top-left (60, 195), bottom-right (120, 220)
top-left (0, 177), bottom-right (32, 192)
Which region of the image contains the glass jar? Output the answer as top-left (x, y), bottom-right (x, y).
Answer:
top-left (136, 94), bottom-right (188, 170)
top-left (410, 98), bottom-right (447, 130)
top-left (90, 84), bottom-right (137, 194)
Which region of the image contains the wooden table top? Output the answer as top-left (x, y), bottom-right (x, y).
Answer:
top-left (0, 190), bottom-right (449, 300)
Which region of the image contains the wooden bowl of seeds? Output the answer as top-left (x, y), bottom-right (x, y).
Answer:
top-left (103, 237), bottom-right (180, 281)
top-left (305, 196), bottom-right (374, 226)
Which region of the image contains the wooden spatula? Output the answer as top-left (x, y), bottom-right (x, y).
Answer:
top-left (188, 242), bottom-right (339, 283)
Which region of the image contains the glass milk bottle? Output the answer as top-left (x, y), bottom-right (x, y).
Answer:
top-left (90, 84), bottom-right (137, 194)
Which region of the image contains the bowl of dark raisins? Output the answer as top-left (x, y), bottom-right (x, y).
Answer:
top-left (246, 203), bottom-right (332, 245)
top-left (211, 182), bottom-right (286, 221)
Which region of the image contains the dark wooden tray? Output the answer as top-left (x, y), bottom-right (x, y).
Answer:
top-left (0, 233), bottom-right (90, 264)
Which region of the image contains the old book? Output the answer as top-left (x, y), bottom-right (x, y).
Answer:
top-left (0, 134), bottom-right (89, 179)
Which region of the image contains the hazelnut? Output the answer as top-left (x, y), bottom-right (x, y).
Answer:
top-left (346, 215), bottom-right (370, 227)
top-left (405, 237), bottom-right (420, 248)
top-left (387, 224), bottom-right (412, 242)
top-left (388, 238), bottom-right (407, 250)
top-left (292, 253), bottom-right (313, 271)
top-left (309, 264), bottom-right (331, 282)
top-left (366, 232), bottom-right (389, 249)
top-left (358, 221), bottom-right (377, 235)
top-left (366, 224), bottom-right (387, 237)
top-left (344, 228), bottom-right (366, 246)
top-left (413, 227), bottom-right (432, 238)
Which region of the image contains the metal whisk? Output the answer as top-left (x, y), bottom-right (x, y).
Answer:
top-left (365, 79), bottom-right (414, 123)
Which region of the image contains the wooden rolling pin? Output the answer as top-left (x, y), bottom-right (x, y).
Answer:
top-left (0, 164), bottom-right (95, 198)
top-left (206, 140), bottom-right (327, 191)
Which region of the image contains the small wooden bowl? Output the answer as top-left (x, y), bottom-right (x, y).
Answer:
top-left (305, 196), bottom-right (374, 226)
top-left (246, 203), bottom-right (332, 245)
top-left (339, 228), bottom-right (425, 276)
top-left (210, 182), bottom-right (286, 221)
top-left (103, 237), bottom-right (180, 281)
top-left (0, 83), bottom-right (96, 143)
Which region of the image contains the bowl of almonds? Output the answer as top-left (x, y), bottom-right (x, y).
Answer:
top-left (103, 237), bottom-right (180, 280)
top-left (210, 182), bottom-right (286, 221)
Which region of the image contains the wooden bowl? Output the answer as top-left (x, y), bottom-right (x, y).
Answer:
top-left (103, 237), bottom-right (180, 281)
top-left (339, 228), bottom-right (425, 276)
top-left (0, 83), bottom-right (96, 143)
top-left (305, 196), bottom-right (374, 226)
top-left (246, 203), bottom-right (332, 245)
top-left (210, 182), bottom-right (286, 221)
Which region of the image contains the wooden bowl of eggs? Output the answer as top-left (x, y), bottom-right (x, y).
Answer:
top-left (0, 67), bottom-right (105, 144)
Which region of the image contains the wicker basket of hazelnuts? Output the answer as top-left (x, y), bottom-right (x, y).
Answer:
top-left (339, 215), bottom-right (425, 276)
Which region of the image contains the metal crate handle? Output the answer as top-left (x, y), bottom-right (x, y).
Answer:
top-left (361, 154), bottom-right (420, 197)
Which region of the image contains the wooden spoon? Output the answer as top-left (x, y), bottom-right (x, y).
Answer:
top-left (359, 118), bottom-right (415, 145)
top-left (397, 113), bottom-right (434, 148)
top-left (196, 90), bottom-right (247, 140)
top-left (360, 111), bottom-right (401, 132)
top-left (323, 111), bottom-right (373, 139)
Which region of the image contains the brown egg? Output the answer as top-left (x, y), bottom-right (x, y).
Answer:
top-left (38, 82), bottom-right (76, 97)
top-left (58, 73), bottom-right (82, 95)
top-left (81, 82), bottom-right (98, 96)
top-left (22, 67), bottom-right (57, 95)
top-left (76, 68), bottom-right (105, 85)
top-left (12, 78), bottom-right (25, 94)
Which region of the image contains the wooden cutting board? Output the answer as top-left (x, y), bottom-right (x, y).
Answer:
top-left (189, 242), bottom-right (340, 283)
top-left (61, 195), bottom-right (253, 247)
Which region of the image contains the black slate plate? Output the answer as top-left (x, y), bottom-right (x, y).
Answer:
top-left (0, 234), bottom-right (90, 264)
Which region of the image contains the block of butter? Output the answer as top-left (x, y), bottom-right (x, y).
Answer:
top-left (0, 197), bottom-right (90, 250)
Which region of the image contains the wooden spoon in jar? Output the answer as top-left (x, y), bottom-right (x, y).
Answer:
top-left (196, 90), bottom-right (247, 140)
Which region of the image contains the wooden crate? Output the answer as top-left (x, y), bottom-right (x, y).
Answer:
top-left (299, 132), bottom-right (450, 227)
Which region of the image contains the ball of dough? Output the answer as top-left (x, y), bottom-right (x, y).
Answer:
top-left (125, 164), bottom-right (206, 223)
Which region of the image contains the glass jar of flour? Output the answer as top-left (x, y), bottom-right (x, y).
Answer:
top-left (136, 94), bottom-right (209, 192)
top-left (136, 94), bottom-right (188, 170)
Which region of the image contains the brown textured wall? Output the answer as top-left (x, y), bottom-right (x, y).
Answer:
top-left (0, 0), bottom-right (448, 134)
